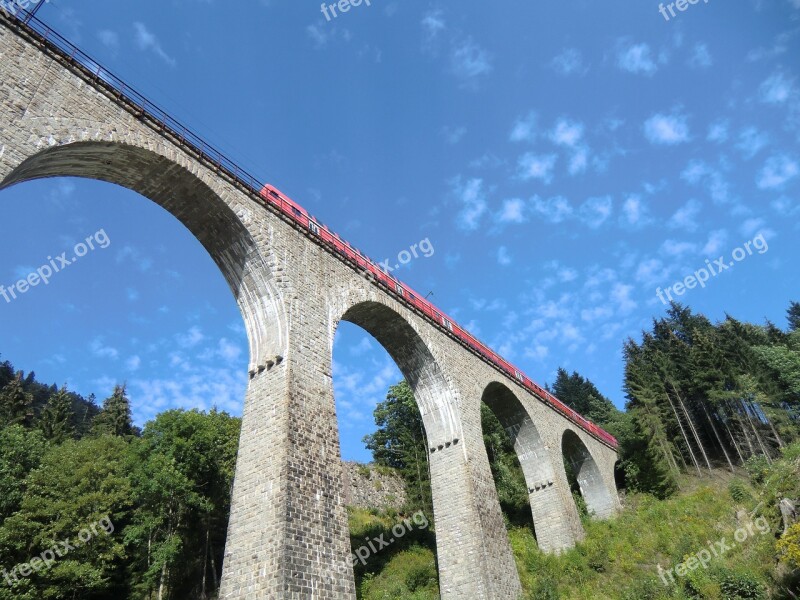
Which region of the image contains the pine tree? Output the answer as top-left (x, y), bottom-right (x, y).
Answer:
top-left (38, 386), bottom-right (75, 443)
top-left (0, 372), bottom-right (34, 427)
top-left (550, 368), bottom-right (619, 427)
top-left (787, 301), bottom-right (800, 332)
top-left (92, 384), bottom-right (135, 437)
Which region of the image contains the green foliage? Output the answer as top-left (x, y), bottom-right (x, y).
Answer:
top-left (480, 403), bottom-right (530, 524)
top-left (347, 507), bottom-right (437, 599)
top-left (777, 523), bottom-right (800, 569)
top-left (550, 367), bottom-right (621, 428)
top-left (37, 386), bottom-right (75, 444)
top-left (0, 425), bottom-right (47, 521)
top-left (728, 479), bottom-right (752, 504)
top-left (506, 478), bottom-right (777, 599)
top-left (744, 455), bottom-right (770, 485)
top-left (0, 359), bottom-right (240, 600)
top-left (718, 571), bottom-right (767, 599)
top-left (91, 385), bottom-right (135, 437)
top-left (363, 381), bottom-right (433, 515)
top-left (0, 373), bottom-right (34, 427)
top-left (0, 435), bottom-right (133, 598)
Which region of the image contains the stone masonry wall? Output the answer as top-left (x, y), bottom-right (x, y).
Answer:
top-left (342, 462), bottom-right (407, 511)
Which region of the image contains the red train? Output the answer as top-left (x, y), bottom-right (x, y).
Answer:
top-left (259, 184), bottom-right (619, 449)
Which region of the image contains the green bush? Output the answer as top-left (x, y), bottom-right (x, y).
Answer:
top-left (728, 478), bottom-right (752, 504)
top-left (718, 571), bottom-right (767, 599)
top-left (744, 455), bottom-right (770, 485)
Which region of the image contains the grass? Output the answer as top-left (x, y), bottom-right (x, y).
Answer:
top-left (348, 471), bottom-right (797, 599)
top-left (511, 474), bottom-right (780, 599)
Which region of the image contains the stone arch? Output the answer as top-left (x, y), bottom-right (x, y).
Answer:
top-left (561, 429), bottom-right (617, 519)
top-left (0, 139), bottom-right (285, 370)
top-left (339, 300), bottom-right (461, 446)
top-left (481, 382), bottom-right (579, 552)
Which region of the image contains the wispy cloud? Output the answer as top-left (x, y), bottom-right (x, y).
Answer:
top-left (452, 177), bottom-right (488, 231)
top-left (518, 153), bottom-right (557, 183)
top-left (133, 22), bottom-right (176, 67)
top-left (550, 48), bottom-right (587, 76)
top-left (644, 113), bottom-right (690, 145)
top-left (617, 41), bottom-right (658, 76)
top-left (757, 154), bottom-right (799, 189)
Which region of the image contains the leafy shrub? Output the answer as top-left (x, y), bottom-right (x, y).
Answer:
top-left (777, 523), bottom-right (800, 569)
top-left (729, 478), bottom-right (752, 504)
top-left (718, 572), bottom-right (767, 599)
top-left (744, 456), bottom-right (770, 485)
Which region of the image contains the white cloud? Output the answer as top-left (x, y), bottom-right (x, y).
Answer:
top-left (578, 196), bottom-right (613, 228)
top-left (550, 118), bottom-right (584, 147)
top-left (759, 72), bottom-right (795, 104)
top-left (451, 37), bottom-right (492, 82)
top-left (518, 153), bottom-right (557, 183)
top-left (98, 30), bottom-right (119, 52)
top-left (680, 160), bottom-right (731, 204)
top-left (644, 113), bottom-right (690, 145)
top-left (497, 246), bottom-right (512, 266)
top-left (660, 239), bottom-right (697, 257)
top-left (177, 326), bottom-right (205, 349)
top-left (133, 22), bottom-right (176, 67)
top-left (453, 178), bottom-right (488, 231)
top-left (688, 43), bottom-right (712, 68)
top-left (668, 199), bottom-right (702, 232)
top-left (568, 146), bottom-right (589, 175)
top-left (735, 127), bottom-right (769, 160)
top-left (620, 195), bottom-right (650, 227)
top-left (126, 355), bottom-right (141, 371)
top-left (306, 23), bottom-right (332, 48)
top-left (90, 337), bottom-right (119, 360)
top-left (550, 48), bottom-right (587, 76)
top-left (757, 155), bottom-right (799, 189)
top-left (421, 10), bottom-right (445, 39)
top-left (531, 195), bottom-right (573, 223)
top-left (116, 245), bottom-right (153, 272)
top-left (707, 120), bottom-right (729, 143)
top-left (498, 198), bottom-right (526, 224)
top-left (441, 126), bottom-right (467, 145)
top-left (611, 283), bottom-right (637, 315)
top-left (617, 41), bottom-right (658, 75)
top-left (510, 112), bottom-right (537, 143)
top-left (635, 258), bottom-right (671, 286)
top-left (702, 229), bottom-right (728, 255)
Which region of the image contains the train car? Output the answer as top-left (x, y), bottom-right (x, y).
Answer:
top-left (257, 184), bottom-right (618, 449)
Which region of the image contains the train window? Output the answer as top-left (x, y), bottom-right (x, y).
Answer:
top-left (291, 207), bottom-right (302, 217)
top-left (395, 283), bottom-right (404, 296)
top-left (408, 293), bottom-right (416, 302)
top-left (442, 318), bottom-right (453, 331)
top-left (269, 190), bottom-right (280, 198)
top-left (514, 370), bottom-right (523, 382)
top-left (308, 220), bottom-right (319, 235)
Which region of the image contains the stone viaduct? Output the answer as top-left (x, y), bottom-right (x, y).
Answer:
top-left (0, 12), bottom-right (621, 599)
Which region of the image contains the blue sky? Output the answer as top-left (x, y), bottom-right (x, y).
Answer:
top-left (1, 0), bottom-right (799, 462)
